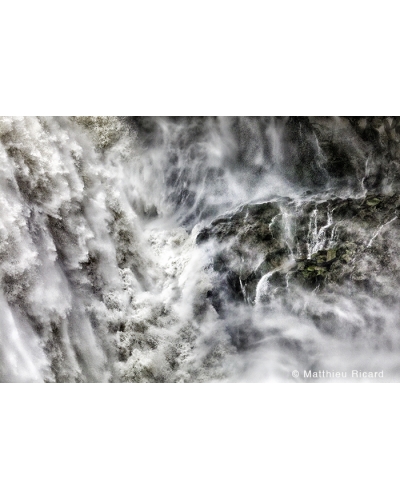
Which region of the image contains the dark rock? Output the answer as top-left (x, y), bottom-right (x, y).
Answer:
top-left (197, 193), bottom-right (400, 303)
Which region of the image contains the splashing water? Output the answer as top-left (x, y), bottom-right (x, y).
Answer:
top-left (307, 205), bottom-right (336, 258)
top-left (367, 216), bottom-right (398, 248)
top-left (1, 116), bottom-right (400, 382)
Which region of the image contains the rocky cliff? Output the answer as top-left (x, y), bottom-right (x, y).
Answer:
top-left (2, 116), bottom-right (400, 382)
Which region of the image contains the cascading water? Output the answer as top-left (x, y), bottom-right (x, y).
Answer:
top-left (1, 116), bottom-right (400, 382)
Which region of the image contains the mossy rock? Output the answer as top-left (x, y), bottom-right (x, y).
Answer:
top-left (326, 248), bottom-right (337, 262)
top-left (366, 197), bottom-right (381, 207)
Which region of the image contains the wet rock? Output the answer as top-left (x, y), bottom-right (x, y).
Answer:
top-left (366, 197), bottom-right (381, 207)
top-left (197, 193), bottom-right (400, 302)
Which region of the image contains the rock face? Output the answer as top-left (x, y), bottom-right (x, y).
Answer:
top-left (293, 195), bottom-right (400, 293)
top-left (193, 117), bottom-right (400, 324)
top-left (196, 201), bottom-right (291, 307)
top-left (197, 193), bottom-right (400, 309)
top-left (308, 117), bottom-right (400, 192)
top-left (129, 116), bottom-right (400, 202)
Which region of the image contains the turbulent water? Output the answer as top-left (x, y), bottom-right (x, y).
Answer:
top-left (1, 116), bottom-right (400, 382)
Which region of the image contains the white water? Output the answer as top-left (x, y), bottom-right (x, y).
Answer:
top-left (306, 205), bottom-right (336, 258)
top-left (1, 116), bottom-right (400, 382)
top-left (367, 216), bottom-right (397, 248)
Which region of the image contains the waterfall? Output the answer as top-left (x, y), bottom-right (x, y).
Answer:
top-left (366, 216), bottom-right (398, 248)
top-left (1, 116), bottom-right (400, 382)
top-left (306, 205), bottom-right (335, 258)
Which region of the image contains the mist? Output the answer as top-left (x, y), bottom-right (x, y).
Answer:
top-left (1, 116), bottom-right (399, 382)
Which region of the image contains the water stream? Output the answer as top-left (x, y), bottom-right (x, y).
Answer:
top-left (1, 116), bottom-right (399, 382)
